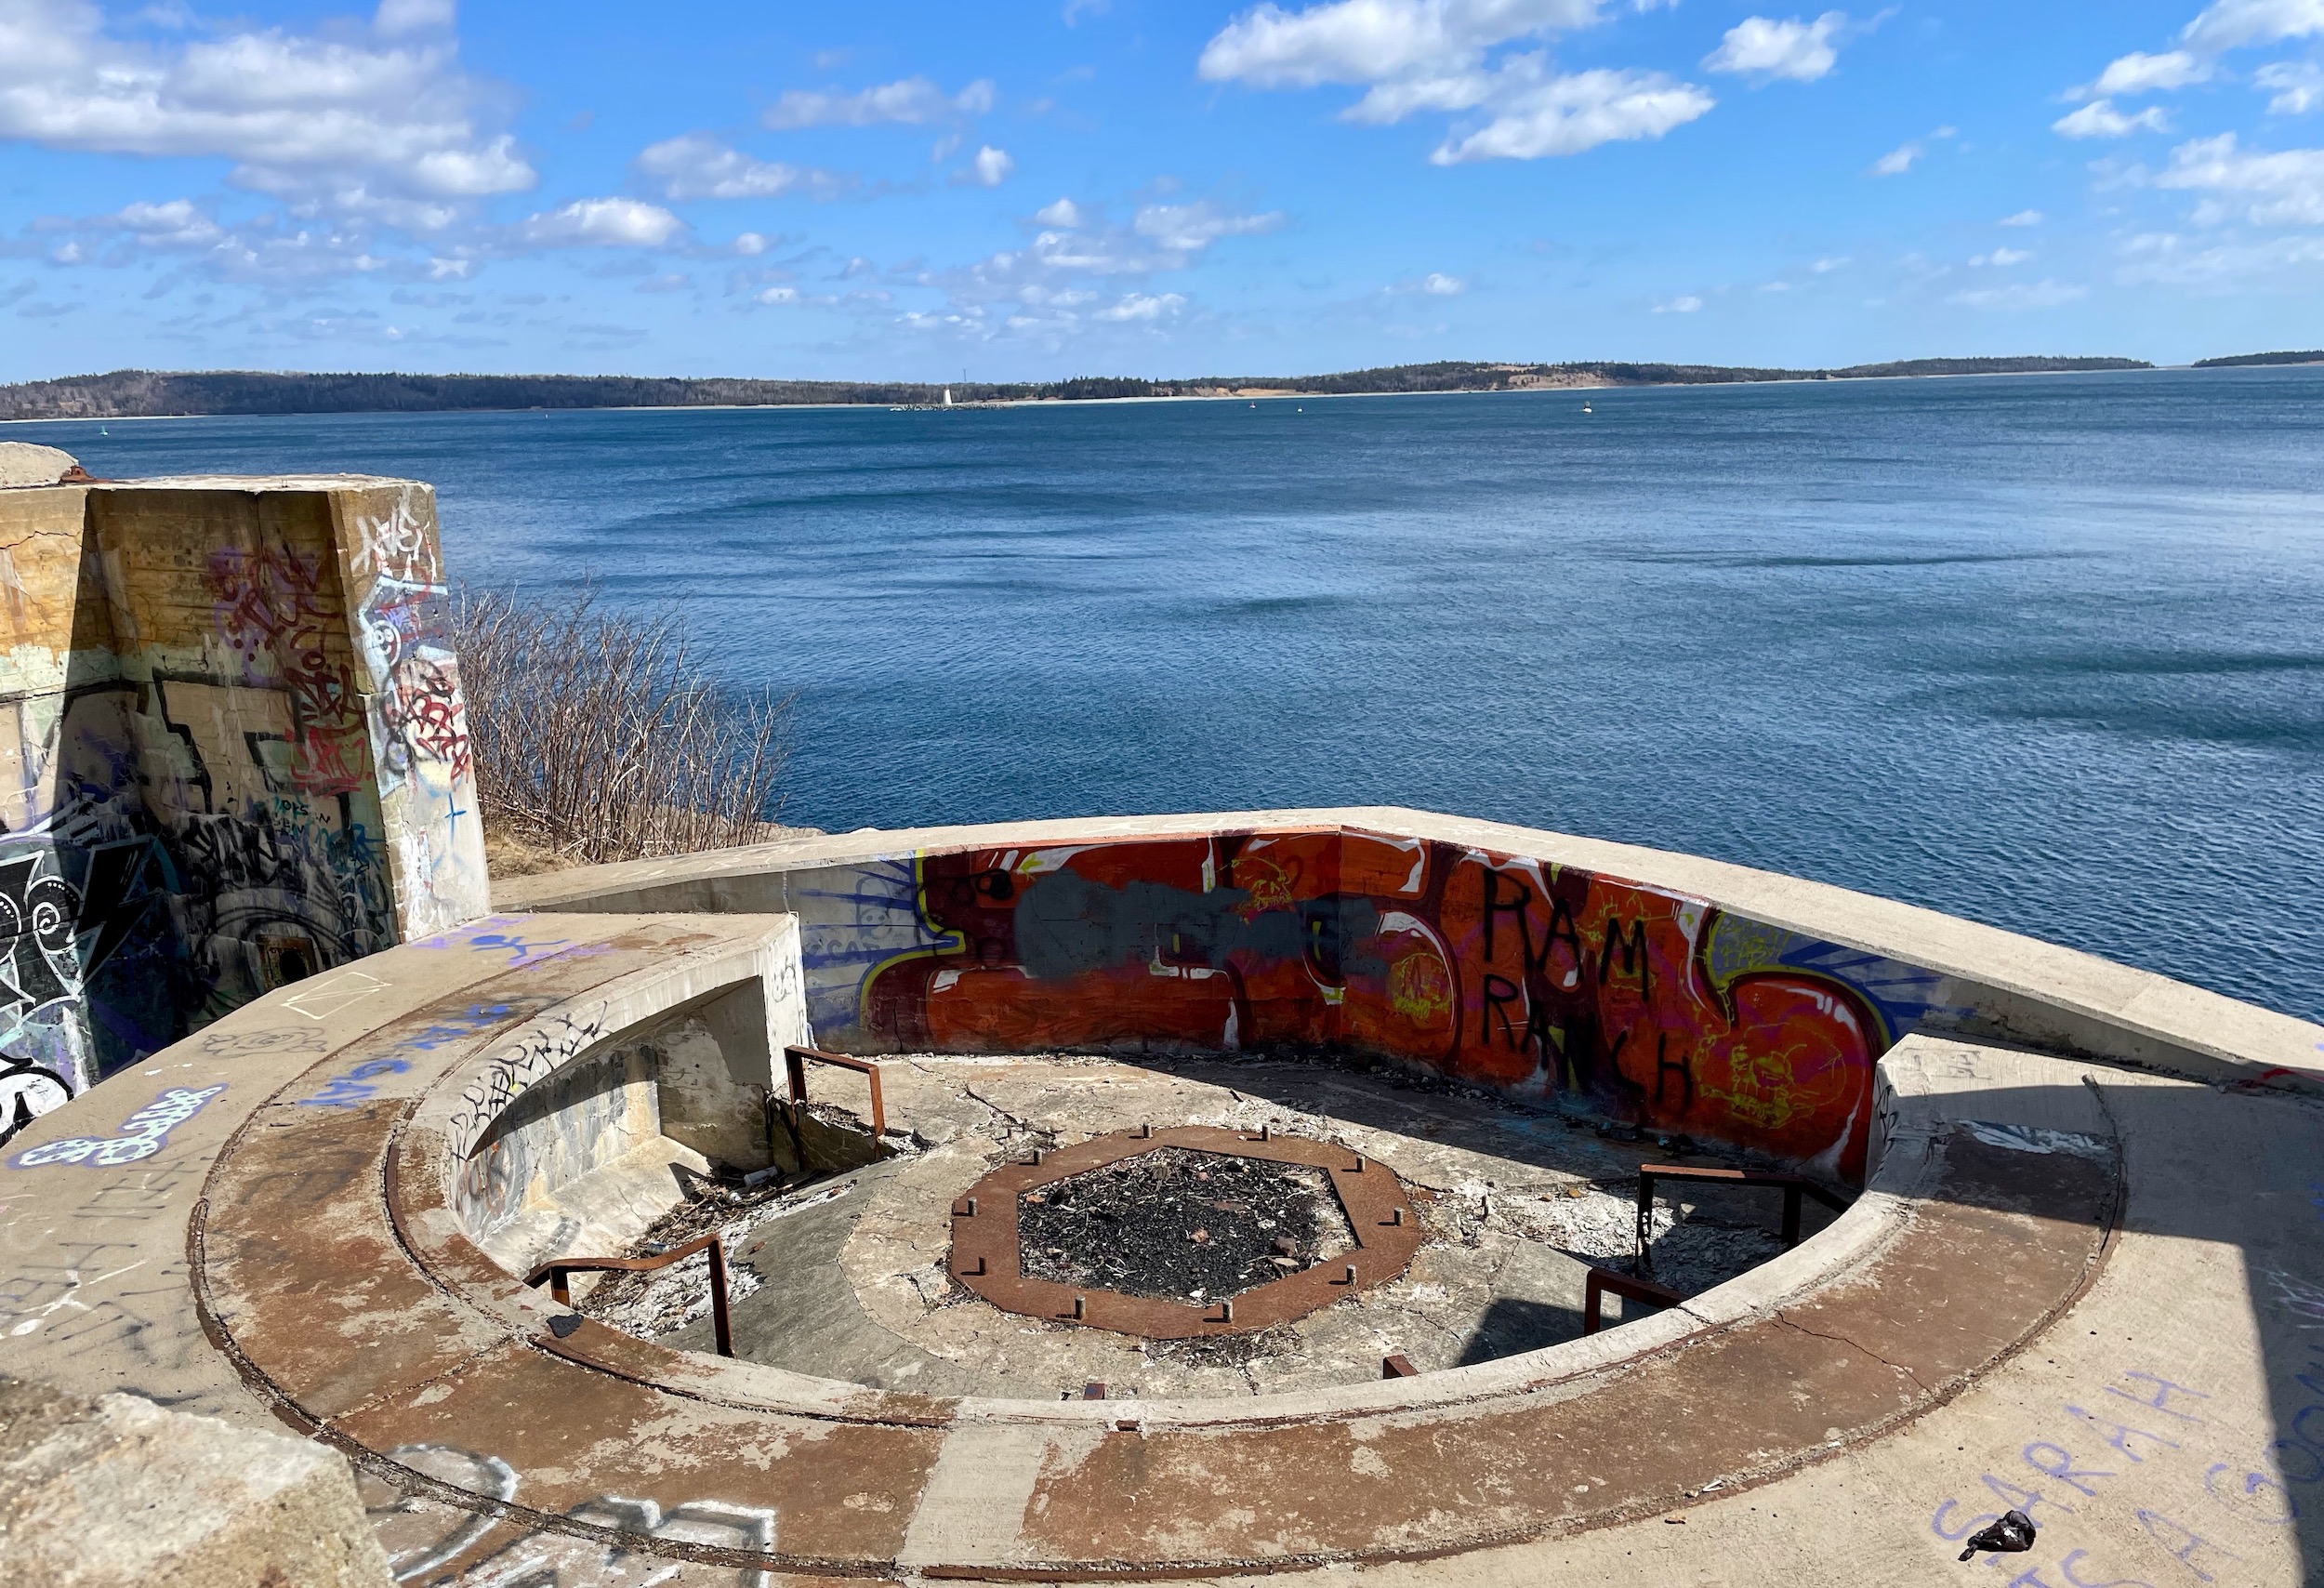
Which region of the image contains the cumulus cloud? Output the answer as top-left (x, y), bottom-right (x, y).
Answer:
top-left (2053, 99), bottom-right (2172, 138)
top-left (1034, 197), bottom-right (1083, 226)
top-left (1132, 201), bottom-right (1285, 250)
top-left (1653, 293), bottom-right (1702, 311)
top-left (2179, 0), bottom-right (2324, 55)
top-left (634, 135), bottom-right (838, 200)
top-left (1095, 290), bottom-right (1183, 321)
top-left (2257, 60), bottom-right (2324, 112)
top-left (0, 0), bottom-right (534, 208)
top-left (2154, 131), bottom-right (2324, 224)
top-left (1704, 13), bottom-right (1847, 84)
top-left (957, 145), bottom-right (1013, 187)
top-left (2116, 226), bottom-right (2324, 284)
top-left (764, 75), bottom-right (996, 129)
top-left (1968, 246), bottom-right (2033, 266)
top-left (1871, 139), bottom-right (1922, 174)
top-left (2088, 49), bottom-right (2211, 98)
top-left (517, 198), bottom-right (685, 248)
top-left (1420, 271), bottom-right (1465, 292)
top-left (1429, 63), bottom-right (1712, 162)
top-left (1197, 0), bottom-right (1710, 162)
top-left (1947, 279), bottom-right (2088, 309)
top-left (1999, 208), bottom-right (2044, 225)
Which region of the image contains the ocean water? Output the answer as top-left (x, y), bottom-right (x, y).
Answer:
top-left (17, 366), bottom-right (2324, 1024)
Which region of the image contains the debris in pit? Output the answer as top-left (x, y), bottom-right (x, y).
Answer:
top-left (1019, 1146), bottom-right (1354, 1303)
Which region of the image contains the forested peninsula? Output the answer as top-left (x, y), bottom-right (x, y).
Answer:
top-left (0, 356), bottom-right (2155, 420)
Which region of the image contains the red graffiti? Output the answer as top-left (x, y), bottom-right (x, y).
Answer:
top-left (862, 831), bottom-right (1892, 1178)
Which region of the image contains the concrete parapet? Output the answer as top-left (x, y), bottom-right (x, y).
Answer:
top-left (0, 473), bottom-right (486, 1136)
top-left (0, 1371), bottom-right (390, 1587)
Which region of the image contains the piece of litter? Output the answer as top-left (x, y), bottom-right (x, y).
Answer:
top-left (1958, 1509), bottom-right (2037, 1562)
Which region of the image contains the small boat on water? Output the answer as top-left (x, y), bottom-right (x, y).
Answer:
top-left (1580, 404), bottom-right (1592, 415)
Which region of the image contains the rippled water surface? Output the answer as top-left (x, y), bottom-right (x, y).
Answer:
top-left (22, 366), bottom-right (2324, 1021)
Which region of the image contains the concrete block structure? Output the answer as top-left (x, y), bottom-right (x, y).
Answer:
top-left (0, 465), bottom-right (487, 1127)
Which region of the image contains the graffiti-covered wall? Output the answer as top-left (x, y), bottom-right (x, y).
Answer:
top-left (784, 828), bottom-right (1963, 1181)
top-left (0, 474), bottom-right (487, 1134)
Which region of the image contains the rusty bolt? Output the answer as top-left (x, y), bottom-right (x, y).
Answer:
top-left (1259, 1124), bottom-right (1271, 1142)
top-left (1220, 1300), bottom-right (1235, 1323)
top-left (964, 1197), bottom-right (978, 1217)
top-left (1074, 1295), bottom-right (1087, 1320)
top-left (1343, 1264), bottom-right (1358, 1285)
top-left (1387, 1208), bottom-right (1404, 1227)
top-left (1352, 1154), bottom-right (1366, 1172)
top-left (1031, 1148), bottom-right (1045, 1166)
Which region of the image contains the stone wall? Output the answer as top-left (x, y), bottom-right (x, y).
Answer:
top-left (0, 472), bottom-right (487, 1132)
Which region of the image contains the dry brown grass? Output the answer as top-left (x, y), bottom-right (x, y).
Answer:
top-left (452, 586), bottom-right (795, 869)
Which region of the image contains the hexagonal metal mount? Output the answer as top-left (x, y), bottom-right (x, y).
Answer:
top-left (949, 1124), bottom-right (1425, 1339)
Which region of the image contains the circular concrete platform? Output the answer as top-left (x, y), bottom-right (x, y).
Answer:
top-left (7, 808), bottom-right (2323, 1587)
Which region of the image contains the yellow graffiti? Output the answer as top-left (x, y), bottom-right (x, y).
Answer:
top-left (1697, 1041), bottom-right (1842, 1133)
top-left (1387, 950), bottom-right (1454, 1025)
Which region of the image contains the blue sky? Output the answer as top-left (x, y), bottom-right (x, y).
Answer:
top-left (3, 0), bottom-right (2322, 380)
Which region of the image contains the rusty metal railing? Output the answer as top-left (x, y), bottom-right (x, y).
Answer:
top-left (784, 1044), bottom-right (887, 1136)
top-left (1583, 1265), bottom-right (1685, 1334)
top-left (1634, 1163), bottom-right (1852, 1277)
top-left (524, 1232), bottom-right (734, 1357)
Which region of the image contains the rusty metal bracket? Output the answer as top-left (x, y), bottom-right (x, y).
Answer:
top-left (524, 1232), bottom-right (734, 1357)
top-left (1582, 1265), bottom-right (1685, 1334)
top-left (785, 1044), bottom-right (887, 1137)
top-left (949, 1124), bottom-right (1425, 1339)
top-left (1635, 1162), bottom-right (1852, 1276)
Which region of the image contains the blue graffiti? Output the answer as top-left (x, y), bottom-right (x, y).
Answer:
top-left (10, 1084), bottom-right (226, 1168)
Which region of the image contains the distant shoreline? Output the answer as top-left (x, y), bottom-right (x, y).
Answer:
top-left (2, 358), bottom-right (2295, 427)
top-left (0, 355), bottom-right (2199, 424)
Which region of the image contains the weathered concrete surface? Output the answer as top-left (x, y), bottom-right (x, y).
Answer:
top-left (0, 1371), bottom-right (390, 1587)
top-left (7, 810), bottom-right (2324, 1584)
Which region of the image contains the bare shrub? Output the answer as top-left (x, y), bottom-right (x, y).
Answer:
top-left (451, 585), bottom-right (793, 867)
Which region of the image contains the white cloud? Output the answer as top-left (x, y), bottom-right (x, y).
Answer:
top-left (2180, 0), bottom-right (2324, 55)
top-left (964, 145), bottom-right (1013, 187)
top-left (1703, 12), bottom-right (1847, 84)
top-left (1198, 0), bottom-right (1709, 163)
top-left (373, 0), bottom-right (455, 35)
top-left (2087, 49), bottom-right (2211, 97)
top-left (2116, 226), bottom-right (2324, 285)
top-left (2257, 60), bottom-right (2324, 112)
top-left (635, 135), bottom-right (835, 200)
top-left (1812, 254), bottom-right (1850, 270)
top-left (1653, 293), bottom-right (1702, 311)
top-left (1431, 64), bottom-right (1713, 162)
top-left (1968, 246), bottom-right (2033, 266)
top-left (104, 197), bottom-right (224, 246)
top-left (0, 0), bottom-right (533, 207)
top-left (1132, 201), bottom-right (1285, 250)
top-left (1197, 0), bottom-right (1602, 86)
top-left (733, 232), bottom-right (770, 255)
top-left (1420, 270), bottom-right (1465, 293)
top-left (1094, 291), bottom-right (1184, 321)
top-left (1034, 197), bottom-right (1083, 226)
top-left (1999, 208), bottom-right (2044, 226)
top-left (764, 76), bottom-right (996, 129)
top-left (2154, 131), bottom-right (2324, 224)
top-left (1871, 139), bottom-right (1921, 174)
top-left (1946, 279), bottom-right (2087, 309)
top-left (2053, 99), bottom-right (2172, 138)
top-left (518, 198), bottom-right (685, 247)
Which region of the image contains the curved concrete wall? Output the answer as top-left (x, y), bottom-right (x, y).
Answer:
top-left (499, 808), bottom-right (2324, 1184)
